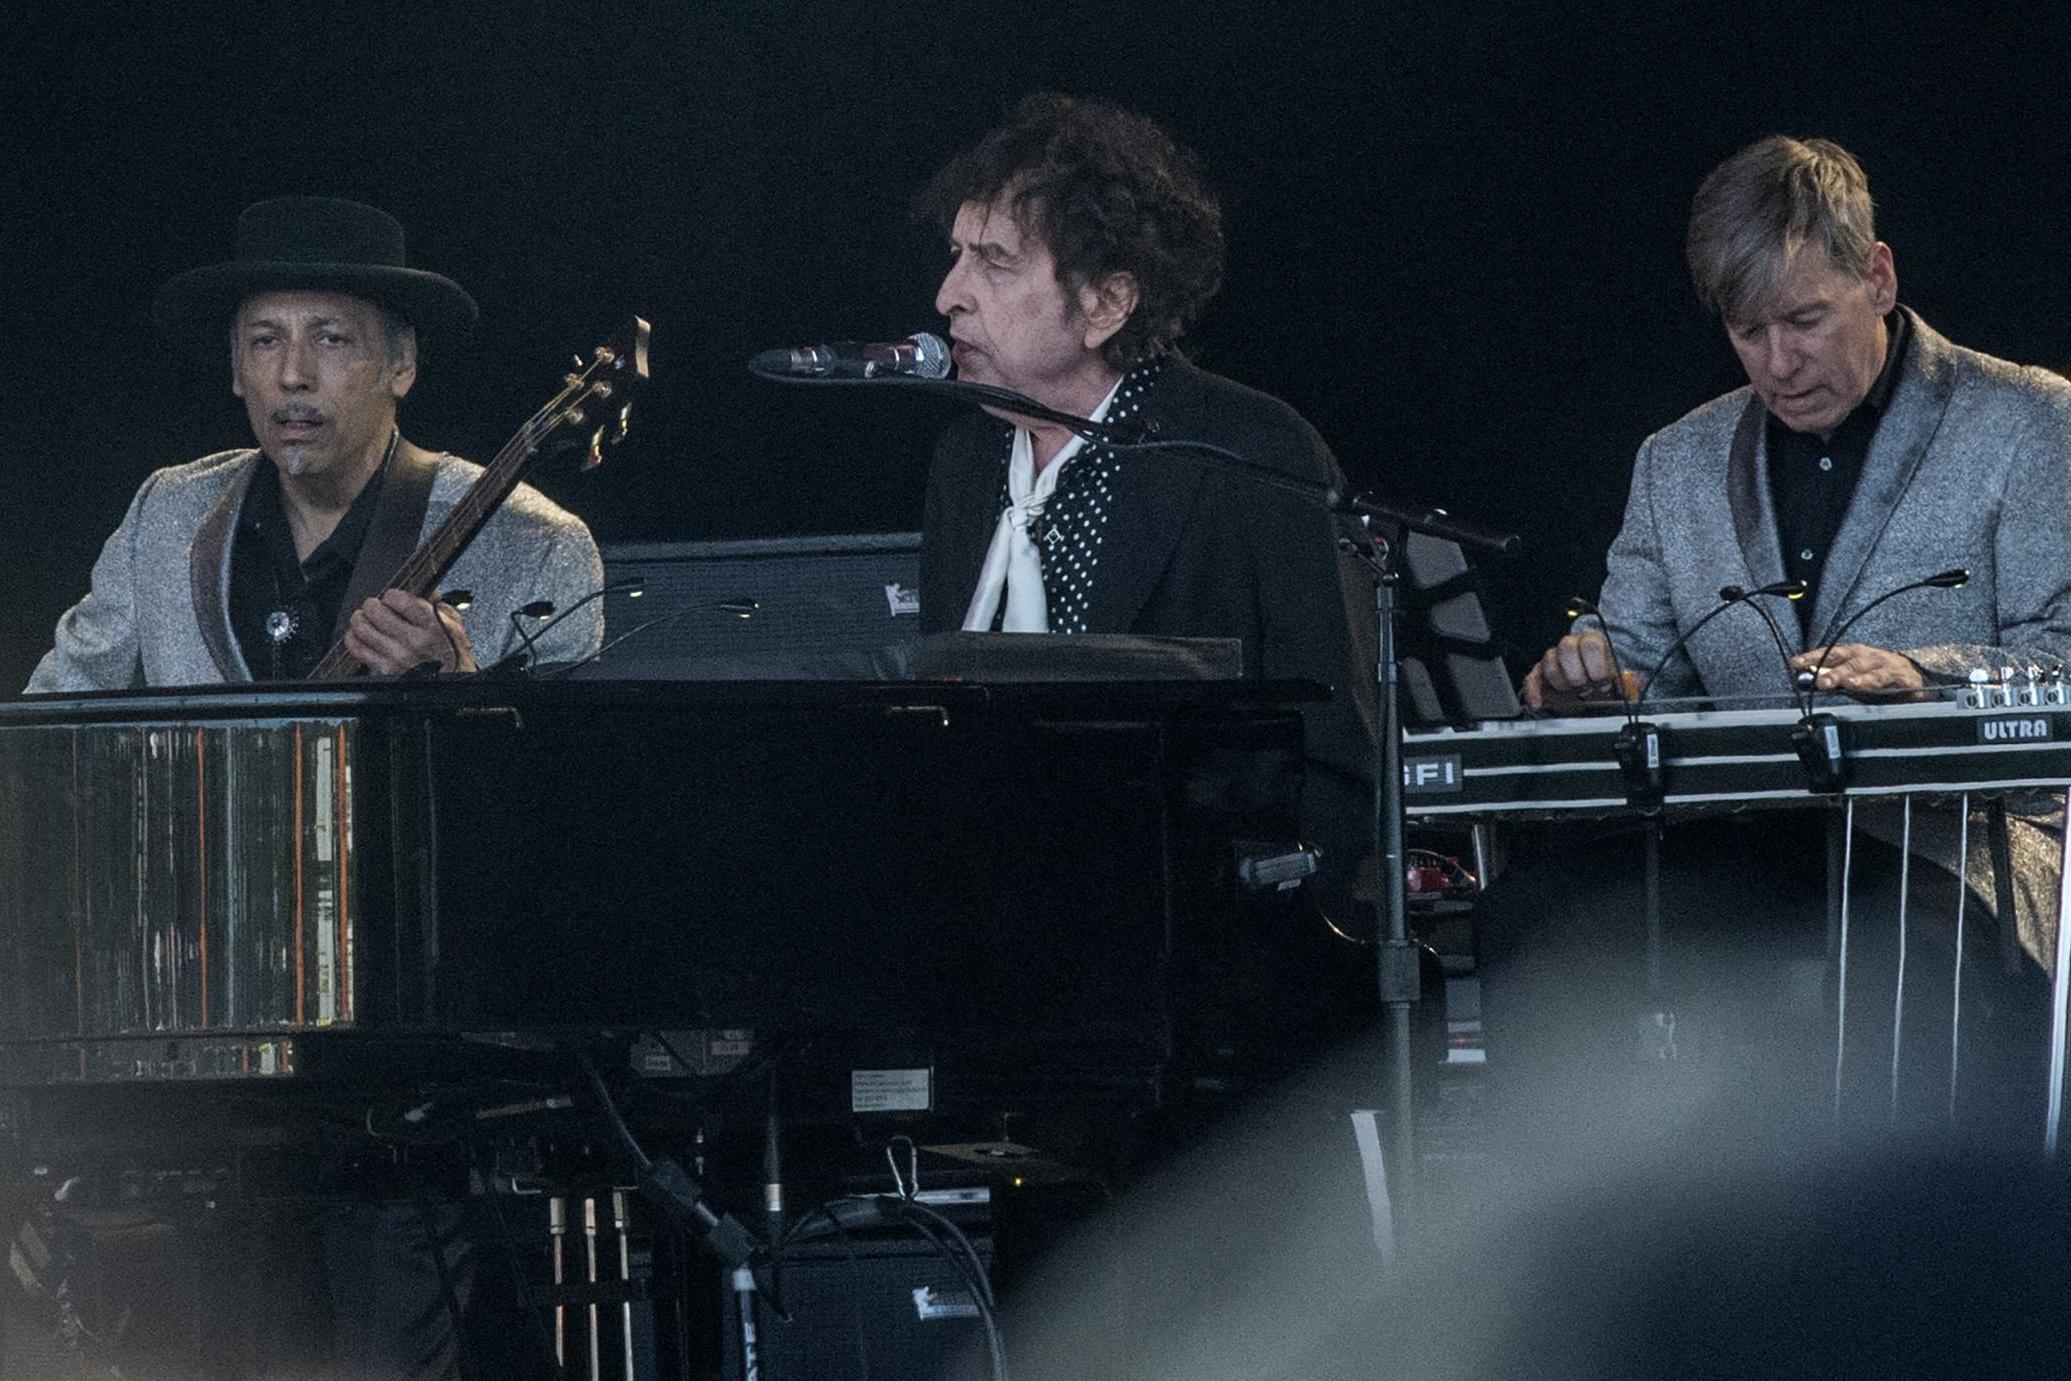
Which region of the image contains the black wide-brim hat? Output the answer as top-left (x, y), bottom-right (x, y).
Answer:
top-left (152, 196), bottom-right (478, 339)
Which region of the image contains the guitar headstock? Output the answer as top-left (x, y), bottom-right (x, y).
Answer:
top-left (548, 316), bottom-right (651, 471)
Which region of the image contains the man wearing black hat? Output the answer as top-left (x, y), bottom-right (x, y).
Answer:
top-left (17, 198), bottom-right (599, 1376)
top-left (28, 196), bottom-right (602, 690)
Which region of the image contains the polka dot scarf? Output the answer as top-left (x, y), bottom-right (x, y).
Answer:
top-left (976, 356), bottom-right (1164, 634)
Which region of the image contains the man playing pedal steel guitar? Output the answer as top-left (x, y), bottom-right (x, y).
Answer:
top-left (1485, 136), bottom-right (2071, 1144)
top-left (28, 195), bottom-right (602, 691)
top-left (1524, 136), bottom-right (2071, 720)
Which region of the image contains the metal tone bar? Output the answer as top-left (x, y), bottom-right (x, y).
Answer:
top-left (2046, 788), bottom-right (2071, 1155)
top-left (1891, 797), bottom-right (1913, 1118)
top-left (1834, 797), bottom-right (1857, 1121)
top-left (550, 1196), bottom-right (568, 1368)
top-left (1949, 797), bottom-right (1970, 1124)
top-left (612, 1190), bottom-right (635, 1381)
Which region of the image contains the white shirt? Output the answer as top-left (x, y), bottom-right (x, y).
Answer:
top-left (960, 377), bottom-right (1125, 634)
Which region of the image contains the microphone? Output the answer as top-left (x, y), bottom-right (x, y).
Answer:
top-left (1637, 579), bottom-right (1808, 707)
top-left (1719, 580), bottom-right (1814, 715)
top-left (1797, 568), bottom-right (1970, 695)
top-left (1565, 596), bottom-right (1663, 808)
top-left (750, 333), bottom-right (950, 380)
top-left (1717, 576), bottom-right (1813, 605)
top-left (485, 578), bottom-right (644, 675)
top-left (1718, 580), bottom-right (1842, 789)
top-left (1788, 567), bottom-right (1966, 794)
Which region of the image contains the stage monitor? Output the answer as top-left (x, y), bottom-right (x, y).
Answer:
top-left (589, 532), bottom-right (922, 678)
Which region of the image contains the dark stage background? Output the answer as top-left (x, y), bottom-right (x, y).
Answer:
top-left (4, 1), bottom-right (2069, 692)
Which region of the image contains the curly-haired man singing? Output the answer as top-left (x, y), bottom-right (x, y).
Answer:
top-left (917, 93), bottom-right (1377, 899)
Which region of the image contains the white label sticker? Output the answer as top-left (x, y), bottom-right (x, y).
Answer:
top-left (912, 1286), bottom-right (980, 1321)
top-left (315, 887), bottom-right (336, 1025)
top-left (851, 1067), bottom-right (931, 1113)
top-left (314, 737), bottom-right (335, 862)
top-left (884, 582), bottom-right (921, 618)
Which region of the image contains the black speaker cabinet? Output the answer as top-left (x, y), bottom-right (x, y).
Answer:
top-left (591, 533), bottom-right (922, 677)
top-left (723, 1233), bottom-right (995, 1381)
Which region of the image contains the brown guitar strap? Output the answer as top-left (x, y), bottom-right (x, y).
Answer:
top-left (330, 441), bottom-right (441, 645)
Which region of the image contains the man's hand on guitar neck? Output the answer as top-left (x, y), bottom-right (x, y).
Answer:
top-left (345, 589), bottom-right (479, 676)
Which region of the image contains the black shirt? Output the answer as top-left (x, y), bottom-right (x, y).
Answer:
top-left (1766, 309), bottom-right (1910, 634)
top-left (228, 458), bottom-right (389, 680)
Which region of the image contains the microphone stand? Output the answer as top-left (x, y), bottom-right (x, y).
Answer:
top-left (756, 365), bottom-right (1521, 1247)
top-left (748, 366), bottom-right (1151, 448)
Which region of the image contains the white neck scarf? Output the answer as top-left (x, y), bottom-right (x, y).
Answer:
top-left (962, 378), bottom-right (1124, 634)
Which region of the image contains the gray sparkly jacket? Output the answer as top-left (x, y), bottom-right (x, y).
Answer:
top-left (27, 448), bottom-right (603, 691)
top-left (1592, 309), bottom-right (2071, 966)
top-left (1597, 308), bottom-right (2071, 697)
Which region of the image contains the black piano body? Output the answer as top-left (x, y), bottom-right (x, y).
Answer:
top-left (0, 680), bottom-right (1358, 1120)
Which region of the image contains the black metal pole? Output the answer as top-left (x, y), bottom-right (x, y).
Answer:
top-left (1369, 529), bottom-right (1421, 1243)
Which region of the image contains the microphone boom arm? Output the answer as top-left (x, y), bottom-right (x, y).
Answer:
top-left (749, 369), bottom-right (1521, 554)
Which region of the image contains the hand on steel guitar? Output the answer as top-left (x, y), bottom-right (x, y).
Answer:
top-left (1522, 628), bottom-right (1643, 711)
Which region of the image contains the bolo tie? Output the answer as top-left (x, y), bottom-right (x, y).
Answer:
top-left (263, 429), bottom-right (398, 677)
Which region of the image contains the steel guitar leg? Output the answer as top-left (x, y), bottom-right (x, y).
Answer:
top-left (1826, 811), bottom-right (1845, 962)
top-left (1643, 819), bottom-right (1663, 998)
top-left (1631, 819), bottom-right (1679, 1067)
top-left (1950, 797), bottom-right (1970, 1124)
top-left (1890, 798), bottom-right (1913, 1119)
top-left (550, 1196), bottom-right (568, 1368)
top-left (1834, 798), bottom-right (1857, 1121)
top-left (612, 1190), bottom-right (636, 1381)
top-left (2046, 788), bottom-right (2071, 1154)
top-left (585, 1196), bottom-right (602, 1381)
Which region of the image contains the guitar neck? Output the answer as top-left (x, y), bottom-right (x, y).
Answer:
top-left (305, 318), bottom-right (647, 681)
top-left (305, 434), bottom-right (539, 679)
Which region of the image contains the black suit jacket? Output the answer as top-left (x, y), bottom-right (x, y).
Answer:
top-left (920, 357), bottom-right (1378, 885)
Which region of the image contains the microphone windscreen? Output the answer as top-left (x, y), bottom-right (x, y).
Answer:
top-left (908, 332), bottom-right (951, 380)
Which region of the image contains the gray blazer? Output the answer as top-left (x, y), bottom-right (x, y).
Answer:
top-left (1597, 309), bottom-right (2071, 699)
top-left (1593, 310), bottom-right (2071, 967)
top-left (28, 448), bottom-right (604, 691)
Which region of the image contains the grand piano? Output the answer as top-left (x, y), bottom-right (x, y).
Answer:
top-left (0, 678), bottom-right (1358, 1108)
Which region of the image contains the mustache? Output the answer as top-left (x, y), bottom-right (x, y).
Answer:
top-left (271, 406), bottom-right (326, 424)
